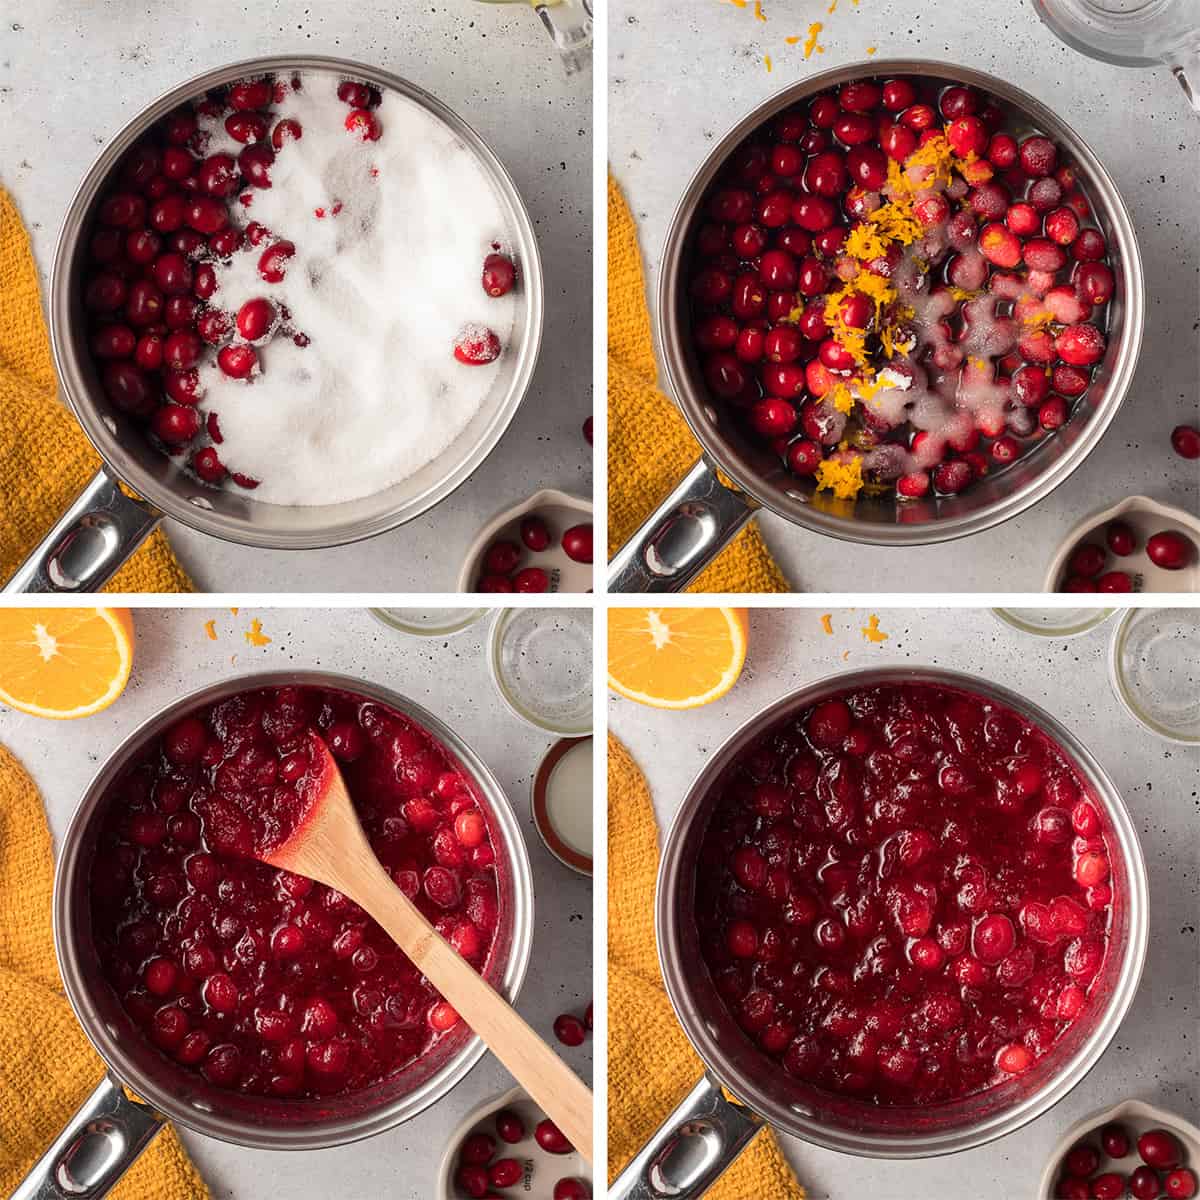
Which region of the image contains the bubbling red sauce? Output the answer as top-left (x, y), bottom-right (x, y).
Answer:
top-left (694, 681), bottom-right (1114, 1106)
top-left (88, 685), bottom-right (501, 1099)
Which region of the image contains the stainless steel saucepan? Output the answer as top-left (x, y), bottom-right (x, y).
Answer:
top-left (14, 670), bottom-right (534, 1199)
top-left (611, 666), bottom-right (1148, 1198)
top-left (5, 55), bottom-right (543, 593)
top-left (609, 61), bottom-right (1144, 591)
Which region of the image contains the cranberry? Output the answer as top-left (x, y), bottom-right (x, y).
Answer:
top-left (478, 574), bottom-right (514, 593)
top-left (561, 524), bottom-right (593, 564)
top-left (217, 344), bottom-right (258, 380)
top-left (454, 325), bottom-right (501, 365)
top-left (163, 331), bottom-right (202, 371)
top-left (236, 297), bottom-right (276, 342)
top-left (1064, 1144), bottom-right (1100, 1177)
top-left (484, 540), bottom-right (521, 574)
top-left (1105, 522), bottom-right (1136, 557)
top-left (513, 567), bottom-right (549, 593)
top-left (1129, 1167), bottom-right (1162, 1200)
top-left (238, 144), bottom-right (275, 189)
top-left (192, 447), bottom-right (226, 484)
top-left (345, 109), bottom-right (381, 141)
top-left (520, 515), bottom-right (551, 552)
top-left (165, 368), bottom-right (203, 405)
top-left (1072, 229), bottom-right (1107, 262)
top-left (197, 310), bottom-right (233, 346)
top-left (1100, 1124), bottom-right (1131, 1159)
top-left (1171, 424), bottom-right (1200, 459)
top-left (940, 86), bottom-right (979, 119)
top-left (456, 1165), bottom-right (488, 1199)
top-left (535, 1120), bottom-right (573, 1155)
top-left (495, 1110), bottom-right (525, 1144)
top-left (228, 78), bottom-right (272, 111)
top-left (1068, 543), bottom-right (1106, 579)
top-left (481, 252), bottom-right (516, 298)
top-left (1146, 530), bottom-right (1195, 571)
top-left (489, 1159), bottom-right (522, 1188)
top-left (271, 118), bottom-right (303, 150)
top-left (1089, 1175), bottom-right (1125, 1200)
top-left (553, 1013), bottom-right (587, 1046)
top-left (258, 240), bottom-right (296, 283)
top-left (786, 439), bottom-right (823, 476)
top-left (152, 404), bottom-right (200, 445)
top-left (553, 1181), bottom-right (590, 1200)
top-left (184, 196), bottom-right (228, 235)
top-left (1095, 570), bottom-right (1132, 593)
top-left (1166, 1169), bottom-right (1199, 1199)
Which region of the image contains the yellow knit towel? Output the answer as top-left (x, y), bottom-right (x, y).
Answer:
top-left (607, 174), bottom-right (788, 593)
top-left (0, 187), bottom-right (193, 592)
top-left (607, 734), bottom-right (805, 1199)
top-left (0, 742), bottom-right (209, 1199)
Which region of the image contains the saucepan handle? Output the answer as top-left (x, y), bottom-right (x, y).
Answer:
top-left (608, 1072), bottom-right (764, 1200)
top-left (10, 1072), bottom-right (166, 1200)
top-left (607, 457), bottom-right (758, 593)
top-left (3, 468), bottom-right (163, 593)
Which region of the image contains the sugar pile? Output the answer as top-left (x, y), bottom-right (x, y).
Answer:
top-left (193, 78), bottom-right (516, 506)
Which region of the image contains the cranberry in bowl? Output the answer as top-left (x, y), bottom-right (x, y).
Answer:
top-left (656, 669), bottom-right (1146, 1164)
top-left (616, 62), bottom-right (1143, 592)
top-left (53, 671), bottom-right (533, 1152)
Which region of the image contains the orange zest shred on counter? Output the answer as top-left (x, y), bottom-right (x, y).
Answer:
top-left (862, 614), bottom-right (889, 643)
top-left (203, 619), bottom-right (217, 641)
top-left (244, 619), bottom-right (272, 647)
top-left (820, 613), bottom-right (834, 635)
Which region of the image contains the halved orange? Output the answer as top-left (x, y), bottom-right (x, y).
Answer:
top-left (0, 608), bottom-right (135, 719)
top-left (608, 607), bottom-right (749, 709)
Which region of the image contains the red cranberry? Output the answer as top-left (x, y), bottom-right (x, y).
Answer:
top-left (90, 325), bottom-right (137, 360)
top-left (164, 331), bottom-right (202, 371)
top-left (196, 154), bottom-right (238, 198)
top-left (1096, 570), bottom-right (1132, 593)
top-left (484, 541), bottom-right (521, 574)
top-left (192, 447), bottom-right (226, 484)
top-left (553, 1013), bottom-right (586, 1046)
top-left (1105, 522), bottom-right (1136, 557)
top-left (482, 253), bottom-right (516, 298)
top-left (1130, 1167), bottom-right (1163, 1200)
top-left (217, 344), bottom-right (258, 380)
top-left (258, 240), bottom-right (295, 283)
top-left (939, 86), bottom-right (979, 119)
top-left (197, 309), bottom-right (233, 345)
top-left (535, 1120), bottom-right (572, 1155)
top-left (208, 227), bottom-right (243, 258)
top-left (236, 297), bottom-right (276, 342)
top-left (489, 1159), bottom-right (522, 1188)
top-left (228, 78), bottom-right (272, 111)
top-left (1019, 136), bottom-right (1058, 177)
top-left (1072, 228), bottom-right (1107, 262)
top-left (456, 1165), bottom-right (488, 1199)
top-left (513, 567), bottom-right (549, 593)
top-left (239, 144), bottom-right (275, 189)
top-left (185, 197), bottom-right (228, 235)
top-left (134, 333), bottom-right (165, 369)
top-left (1146, 530), bottom-right (1195, 571)
top-left (224, 112), bottom-right (268, 144)
top-left (1068, 543), bottom-right (1106, 579)
top-left (271, 118), bottom-right (303, 150)
top-left (520, 516), bottom-right (551, 552)
top-left (152, 404), bottom-right (201, 445)
top-left (553, 1181), bottom-right (590, 1200)
top-left (1171, 424), bottom-right (1200, 459)
top-left (1089, 1175), bottom-right (1125, 1200)
top-left (880, 79), bottom-right (916, 111)
top-left (495, 1110), bottom-right (525, 1144)
top-left (454, 326), bottom-right (501, 365)
top-left (165, 368), bottom-right (203, 405)
top-left (1166, 1168), bottom-right (1199, 1200)
top-left (478, 574), bottom-right (514, 593)
top-left (345, 109), bottom-right (381, 141)
top-left (1100, 1124), bottom-right (1131, 1159)
top-left (561, 524), bottom-right (593, 564)
top-left (1064, 1145), bottom-right (1100, 1178)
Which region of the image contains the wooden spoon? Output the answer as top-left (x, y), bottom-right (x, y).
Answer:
top-left (260, 731), bottom-right (593, 1164)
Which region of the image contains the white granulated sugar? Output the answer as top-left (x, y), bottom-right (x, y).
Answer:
top-left (195, 77), bottom-right (516, 506)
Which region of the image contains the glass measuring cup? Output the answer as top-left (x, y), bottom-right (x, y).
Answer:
top-left (473, 0), bottom-right (593, 74)
top-left (1033, 0), bottom-right (1200, 110)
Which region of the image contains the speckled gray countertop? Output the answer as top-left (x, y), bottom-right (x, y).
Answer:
top-left (609, 0), bottom-right (1199, 592)
top-left (0, 607), bottom-right (593, 1199)
top-left (0, 1), bottom-right (592, 592)
top-left (609, 606), bottom-right (1198, 1200)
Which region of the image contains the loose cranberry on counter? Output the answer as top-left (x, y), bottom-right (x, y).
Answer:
top-left (553, 1013), bottom-right (586, 1047)
top-left (535, 1119), bottom-right (573, 1155)
top-left (1146, 530), bottom-right (1195, 571)
top-left (1139, 1129), bottom-right (1184, 1169)
top-left (513, 567), bottom-right (549, 593)
top-left (495, 1110), bottom-right (525, 1144)
top-left (520, 516), bottom-right (552, 552)
top-left (1166, 1168), bottom-right (1199, 1199)
top-left (1171, 424), bottom-right (1200, 459)
top-left (482, 252), bottom-right (516, 298)
top-left (561, 524), bottom-right (593, 564)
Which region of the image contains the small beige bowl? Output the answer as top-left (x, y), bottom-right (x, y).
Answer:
top-left (435, 1085), bottom-right (592, 1200)
top-left (1044, 495), bottom-right (1200, 593)
top-left (1037, 1098), bottom-right (1200, 1199)
top-left (457, 488), bottom-right (593, 593)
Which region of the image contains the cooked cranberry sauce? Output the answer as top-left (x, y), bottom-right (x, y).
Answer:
top-left (688, 77), bottom-right (1115, 503)
top-left (694, 682), bottom-right (1113, 1106)
top-left (88, 686), bottom-right (501, 1099)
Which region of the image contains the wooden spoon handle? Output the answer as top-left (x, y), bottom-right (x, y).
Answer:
top-left (353, 855), bottom-right (594, 1164)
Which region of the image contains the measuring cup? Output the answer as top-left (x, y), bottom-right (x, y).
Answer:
top-left (1033, 0), bottom-right (1200, 109)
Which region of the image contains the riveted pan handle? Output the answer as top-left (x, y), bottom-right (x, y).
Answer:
top-left (10, 1072), bottom-right (166, 1200)
top-left (609, 1073), bottom-right (764, 1199)
top-left (3, 469), bottom-right (162, 593)
top-left (607, 457), bottom-right (758, 593)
